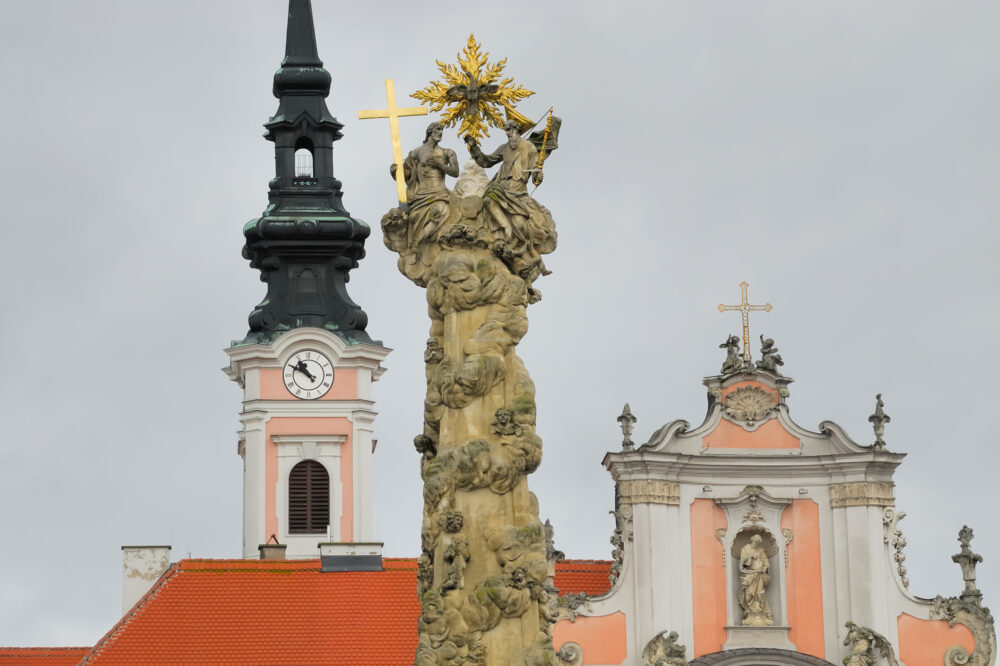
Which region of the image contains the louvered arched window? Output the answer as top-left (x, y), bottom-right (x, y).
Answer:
top-left (288, 460), bottom-right (330, 534)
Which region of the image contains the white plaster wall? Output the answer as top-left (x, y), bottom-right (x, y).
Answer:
top-left (239, 410), bottom-right (269, 558)
top-left (273, 435), bottom-right (345, 559)
top-left (121, 546), bottom-right (170, 614)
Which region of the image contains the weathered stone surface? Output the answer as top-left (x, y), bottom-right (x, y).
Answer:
top-left (384, 131), bottom-right (558, 665)
top-left (618, 479), bottom-right (680, 506)
top-left (829, 482), bottom-right (895, 508)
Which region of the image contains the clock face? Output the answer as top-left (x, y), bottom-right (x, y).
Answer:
top-left (283, 350), bottom-right (334, 400)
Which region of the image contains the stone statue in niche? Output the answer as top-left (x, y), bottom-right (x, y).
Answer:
top-left (738, 534), bottom-right (773, 626)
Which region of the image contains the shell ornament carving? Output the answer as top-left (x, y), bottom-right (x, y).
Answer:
top-left (724, 386), bottom-right (776, 424)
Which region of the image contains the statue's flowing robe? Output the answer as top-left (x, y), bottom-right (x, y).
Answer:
top-left (394, 145), bottom-right (456, 249)
top-left (473, 139), bottom-right (556, 273)
top-left (738, 545), bottom-right (771, 615)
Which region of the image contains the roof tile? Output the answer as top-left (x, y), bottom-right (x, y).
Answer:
top-left (44, 557), bottom-right (612, 665)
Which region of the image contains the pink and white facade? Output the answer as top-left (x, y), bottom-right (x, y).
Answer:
top-left (552, 365), bottom-right (996, 666)
top-left (224, 327), bottom-right (389, 559)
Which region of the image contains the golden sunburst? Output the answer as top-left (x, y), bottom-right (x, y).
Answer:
top-left (411, 34), bottom-right (535, 144)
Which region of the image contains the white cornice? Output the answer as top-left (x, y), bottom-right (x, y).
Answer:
top-left (239, 399), bottom-right (377, 419)
top-left (638, 404), bottom-right (885, 459)
top-left (271, 434), bottom-right (347, 445)
top-left (603, 449), bottom-right (905, 485)
top-left (223, 328), bottom-right (391, 380)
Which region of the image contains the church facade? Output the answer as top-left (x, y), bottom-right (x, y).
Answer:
top-left (549, 354), bottom-right (996, 665)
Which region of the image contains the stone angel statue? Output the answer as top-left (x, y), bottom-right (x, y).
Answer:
top-left (757, 334), bottom-right (784, 375)
top-left (843, 621), bottom-right (900, 666)
top-left (720, 335), bottom-right (742, 374)
top-left (641, 630), bottom-right (688, 666)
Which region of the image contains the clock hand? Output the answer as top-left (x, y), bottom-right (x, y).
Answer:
top-left (292, 361), bottom-right (317, 382)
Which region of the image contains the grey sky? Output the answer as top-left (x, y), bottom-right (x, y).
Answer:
top-left (1, 0), bottom-right (998, 647)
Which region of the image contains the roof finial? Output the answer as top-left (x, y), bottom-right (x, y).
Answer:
top-left (954, 525), bottom-right (984, 605)
top-left (868, 394), bottom-right (891, 451)
top-left (617, 403), bottom-right (637, 451)
top-left (283, 0), bottom-right (322, 66)
top-left (272, 0), bottom-right (331, 100)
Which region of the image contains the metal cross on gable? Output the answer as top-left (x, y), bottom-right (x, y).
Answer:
top-left (717, 281), bottom-right (772, 362)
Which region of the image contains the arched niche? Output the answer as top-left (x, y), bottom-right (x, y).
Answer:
top-left (689, 647), bottom-right (838, 665)
top-left (730, 526), bottom-right (781, 627)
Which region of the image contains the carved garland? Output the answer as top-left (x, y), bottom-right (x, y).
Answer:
top-left (882, 507), bottom-right (910, 589)
top-left (782, 528), bottom-right (794, 566)
top-left (608, 487), bottom-right (633, 587)
top-left (716, 528), bottom-right (727, 568)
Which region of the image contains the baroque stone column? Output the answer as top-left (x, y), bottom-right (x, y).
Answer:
top-left (382, 148), bottom-right (558, 665)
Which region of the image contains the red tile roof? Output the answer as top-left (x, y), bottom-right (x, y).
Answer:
top-left (26, 557), bottom-right (611, 665)
top-left (82, 558), bottom-right (420, 665)
top-left (0, 648), bottom-right (89, 665)
top-left (553, 559), bottom-right (614, 596)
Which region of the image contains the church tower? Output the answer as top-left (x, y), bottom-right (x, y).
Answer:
top-left (224, 0), bottom-right (388, 560)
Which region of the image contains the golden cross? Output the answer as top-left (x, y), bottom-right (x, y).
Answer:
top-left (358, 79), bottom-right (428, 205)
top-left (717, 281), bottom-right (772, 362)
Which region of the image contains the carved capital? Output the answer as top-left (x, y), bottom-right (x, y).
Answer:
top-left (829, 482), bottom-right (895, 508)
top-left (619, 479), bottom-right (680, 505)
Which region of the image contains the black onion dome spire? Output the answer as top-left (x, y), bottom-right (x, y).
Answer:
top-left (239, 0), bottom-right (374, 346)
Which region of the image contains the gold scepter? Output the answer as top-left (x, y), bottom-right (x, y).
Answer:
top-left (537, 107), bottom-right (554, 169)
top-left (529, 107), bottom-right (554, 193)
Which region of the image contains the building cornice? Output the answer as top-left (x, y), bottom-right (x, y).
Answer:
top-left (603, 449), bottom-right (905, 485)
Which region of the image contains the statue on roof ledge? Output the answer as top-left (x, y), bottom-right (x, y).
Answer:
top-left (720, 334), bottom-right (742, 374)
top-left (757, 335), bottom-right (784, 375)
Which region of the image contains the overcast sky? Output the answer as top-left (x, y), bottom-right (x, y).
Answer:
top-left (2, 0), bottom-right (999, 648)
